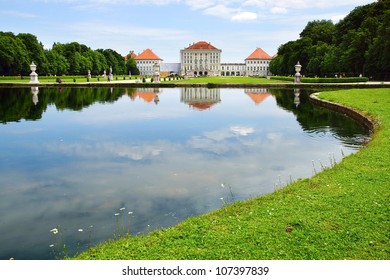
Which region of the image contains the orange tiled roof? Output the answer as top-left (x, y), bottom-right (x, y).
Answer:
top-left (125, 52), bottom-right (137, 60)
top-left (134, 49), bottom-right (162, 60)
top-left (131, 92), bottom-right (157, 103)
top-left (188, 102), bottom-right (216, 111)
top-left (245, 48), bottom-right (272, 60)
top-left (185, 41), bottom-right (219, 50)
top-left (246, 93), bottom-right (271, 105)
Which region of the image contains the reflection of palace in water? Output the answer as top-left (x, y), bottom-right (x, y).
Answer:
top-left (180, 88), bottom-right (221, 111)
top-left (244, 88), bottom-right (272, 105)
top-left (125, 87), bottom-right (272, 110)
top-left (126, 88), bottom-right (161, 104)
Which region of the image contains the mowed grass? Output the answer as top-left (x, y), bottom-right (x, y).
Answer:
top-left (0, 76), bottom-right (139, 83)
top-left (73, 88), bottom-right (389, 260)
top-left (172, 76), bottom-right (289, 84)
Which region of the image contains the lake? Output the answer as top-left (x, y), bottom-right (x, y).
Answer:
top-left (0, 87), bottom-right (369, 259)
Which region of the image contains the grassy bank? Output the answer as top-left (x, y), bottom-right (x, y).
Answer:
top-left (0, 75), bottom-right (140, 83)
top-left (271, 76), bottom-right (369, 83)
top-left (74, 88), bottom-right (388, 260)
top-left (172, 76), bottom-right (287, 84)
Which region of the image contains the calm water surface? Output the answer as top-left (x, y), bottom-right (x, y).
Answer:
top-left (0, 87), bottom-right (369, 259)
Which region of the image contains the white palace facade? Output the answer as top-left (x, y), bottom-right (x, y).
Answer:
top-left (127, 41), bottom-right (273, 77)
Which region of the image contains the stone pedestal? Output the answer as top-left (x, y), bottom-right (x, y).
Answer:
top-left (153, 63), bottom-right (160, 83)
top-left (29, 62), bottom-right (39, 83)
top-left (294, 61), bottom-right (302, 84)
top-left (294, 72), bottom-right (301, 84)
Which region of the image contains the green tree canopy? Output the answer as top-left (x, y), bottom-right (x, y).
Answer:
top-left (271, 1), bottom-right (390, 79)
top-left (17, 33), bottom-right (48, 75)
top-left (0, 32), bottom-right (138, 76)
top-left (0, 32), bottom-right (30, 75)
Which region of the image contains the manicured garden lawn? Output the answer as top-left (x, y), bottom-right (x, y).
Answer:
top-left (172, 76), bottom-right (289, 84)
top-left (0, 76), bottom-right (139, 83)
top-left (73, 88), bottom-right (389, 260)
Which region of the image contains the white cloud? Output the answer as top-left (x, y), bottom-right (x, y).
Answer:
top-left (242, 0), bottom-right (266, 8)
top-left (232, 11), bottom-right (258, 21)
top-left (0, 10), bottom-right (38, 18)
top-left (331, 14), bottom-right (346, 23)
top-left (270, 7), bottom-right (288, 14)
top-left (203, 4), bottom-right (236, 19)
top-left (184, 0), bottom-right (215, 10)
top-left (64, 20), bottom-right (192, 56)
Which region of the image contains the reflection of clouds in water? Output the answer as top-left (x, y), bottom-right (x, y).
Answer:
top-left (230, 126), bottom-right (254, 136)
top-left (46, 142), bottom-right (164, 161)
top-left (0, 88), bottom-right (367, 259)
top-left (68, 95), bottom-right (189, 125)
top-left (202, 126), bottom-right (255, 141)
top-left (190, 125), bottom-right (256, 154)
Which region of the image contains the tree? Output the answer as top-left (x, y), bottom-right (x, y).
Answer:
top-left (300, 20), bottom-right (335, 45)
top-left (365, 10), bottom-right (390, 79)
top-left (17, 33), bottom-right (48, 75)
top-left (44, 48), bottom-right (69, 75)
top-left (97, 49), bottom-right (127, 75)
top-left (0, 32), bottom-right (29, 75)
top-left (90, 50), bottom-right (108, 75)
top-left (270, 1), bottom-right (390, 79)
top-left (126, 58), bottom-right (139, 75)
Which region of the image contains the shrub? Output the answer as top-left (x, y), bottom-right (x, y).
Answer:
top-left (301, 77), bottom-right (369, 83)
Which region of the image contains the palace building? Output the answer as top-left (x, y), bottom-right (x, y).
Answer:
top-left (180, 41), bottom-right (222, 77)
top-left (126, 42), bottom-right (273, 77)
top-left (245, 48), bottom-right (272, 76)
top-left (133, 49), bottom-right (163, 76)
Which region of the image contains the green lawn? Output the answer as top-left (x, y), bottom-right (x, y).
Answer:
top-left (170, 76), bottom-right (289, 84)
top-left (0, 76), bottom-right (139, 83)
top-left (73, 88), bottom-right (389, 260)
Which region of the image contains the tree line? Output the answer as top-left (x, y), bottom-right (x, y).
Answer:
top-left (0, 87), bottom-right (134, 123)
top-left (0, 32), bottom-right (139, 76)
top-left (270, 0), bottom-right (390, 80)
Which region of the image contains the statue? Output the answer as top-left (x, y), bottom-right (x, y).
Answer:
top-left (108, 66), bottom-right (113, 81)
top-left (153, 63), bottom-right (160, 84)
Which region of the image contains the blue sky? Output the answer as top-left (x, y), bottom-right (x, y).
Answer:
top-left (1, 0), bottom-right (375, 63)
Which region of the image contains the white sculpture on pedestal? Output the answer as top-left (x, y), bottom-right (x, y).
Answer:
top-left (29, 62), bottom-right (39, 83)
top-left (294, 61), bottom-right (302, 84)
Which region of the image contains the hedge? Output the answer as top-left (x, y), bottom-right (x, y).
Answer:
top-left (270, 76), bottom-right (369, 83)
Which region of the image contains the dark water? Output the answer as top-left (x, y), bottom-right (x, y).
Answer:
top-left (0, 87), bottom-right (369, 259)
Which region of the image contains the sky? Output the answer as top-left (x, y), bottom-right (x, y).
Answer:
top-left (0, 0), bottom-right (376, 63)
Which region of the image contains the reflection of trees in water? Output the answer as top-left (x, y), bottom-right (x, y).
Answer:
top-left (0, 87), bottom-right (135, 123)
top-left (271, 89), bottom-right (369, 145)
top-left (0, 87), bottom-right (369, 145)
